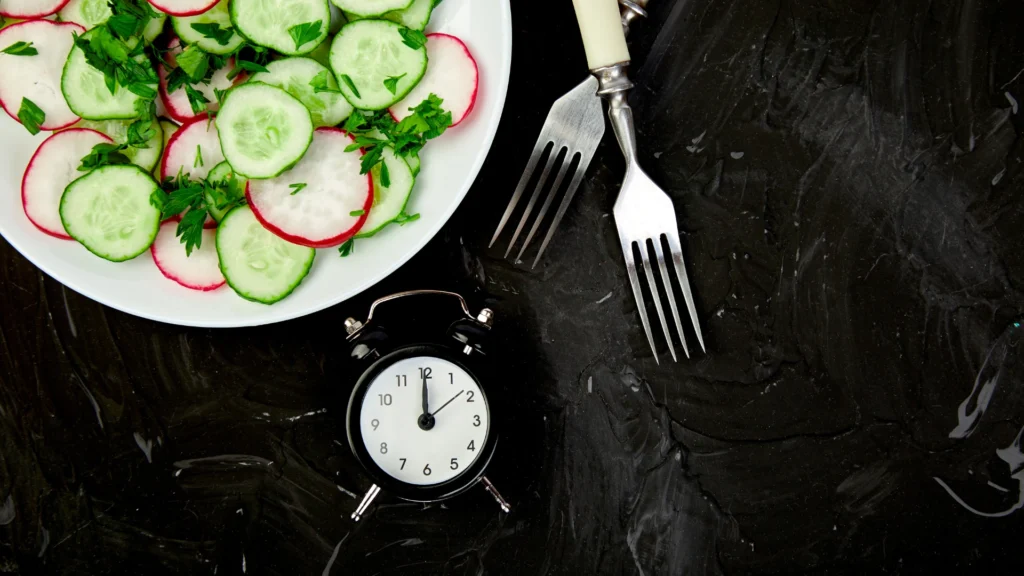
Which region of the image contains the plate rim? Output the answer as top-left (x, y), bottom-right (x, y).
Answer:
top-left (0, 0), bottom-right (513, 328)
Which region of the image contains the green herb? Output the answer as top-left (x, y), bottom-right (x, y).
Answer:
top-left (213, 87), bottom-right (229, 106)
top-left (431, 0), bottom-right (444, 7)
top-left (227, 58), bottom-right (269, 80)
top-left (17, 98), bottom-right (45, 135)
top-left (382, 73), bottom-right (406, 95)
top-left (155, 171), bottom-right (237, 256)
top-left (338, 238), bottom-right (355, 257)
top-left (107, 13), bottom-right (139, 39)
top-left (379, 160), bottom-right (390, 188)
top-left (125, 115), bottom-right (155, 147)
top-left (184, 83), bottom-right (209, 114)
top-left (394, 211), bottom-right (420, 225)
top-left (165, 67), bottom-right (189, 94)
top-left (340, 74), bottom-right (360, 98)
top-left (1, 41), bottom-right (37, 56)
top-left (342, 94), bottom-right (452, 178)
top-left (398, 28), bottom-right (427, 50)
top-left (190, 22), bottom-right (235, 46)
top-left (287, 20), bottom-right (322, 51)
top-left (72, 26), bottom-right (158, 102)
top-left (177, 207), bottom-right (209, 256)
top-left (289, 183), bottom-right (307, 195)
top-left (175, 44), bottom-right (209, 81)
top-left (349, 210), bottom-right (365, 217)
top-left (309, 70), bottom-right (342, 94)
top-left (79, 143), bottom-right (131, 171)
top-left (194, 145), bottom-right (204, 168)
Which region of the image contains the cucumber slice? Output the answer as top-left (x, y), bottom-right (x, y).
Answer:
top-left (59, 1), bottom-right (165, 44)
top-left (59, 164), bottom-right (162, 262)
top-left (230, 0), bottom-right (330, 56)
top-left (250, 57), bottom-right (353, 127)
top-left (58, 0), bottom-right (111, 29)
top-left (217, 82), bottom-right (314, 179)
top-left (77, 117), bottom-right (165, 172)
top-left (205, 161), bottom-right (246, 222)
top-left (329, 19), bottom-right (427, 111)
top-left (343, 0), bottom-right (432, 30)
top-left (156, 118), bottom-right (178, 177)
top-left (216, 205), bottom-right (315, 304)
top-left (331, 0), bottom-right (412, 18)
top-left (171, 0), bottom-right (244, 55)
top-left (356, 145), bottom-right (414, 237)
top-left (62, 29), bottom-right (157, 120)
top-left (405, 149), bottom-right (420, 176)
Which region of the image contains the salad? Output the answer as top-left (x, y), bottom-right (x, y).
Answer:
top-left (0, 0), bottom-right (479, 304)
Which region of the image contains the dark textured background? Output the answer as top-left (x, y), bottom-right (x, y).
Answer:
top-left (3, 0), bottom-right (1024, 573)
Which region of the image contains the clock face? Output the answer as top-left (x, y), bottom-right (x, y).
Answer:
top-left (358, 355), bottom-right (490, 486)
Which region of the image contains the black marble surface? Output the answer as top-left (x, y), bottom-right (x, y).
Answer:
top-left (3, 0), bottom-right (1024, 574)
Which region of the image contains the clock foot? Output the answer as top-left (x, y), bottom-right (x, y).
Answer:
top-left (351, 484), bottom-right (381, 521)
top-left (480, 476), bottom-right (511, 513)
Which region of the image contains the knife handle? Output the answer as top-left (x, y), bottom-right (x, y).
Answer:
top-left (572, 0), bottom-right (630, 70)
top-left (620, 0), bottom-right (649, 33)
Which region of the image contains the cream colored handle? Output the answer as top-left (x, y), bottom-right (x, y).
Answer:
top-left (572, 0), bottom-right (630, 70)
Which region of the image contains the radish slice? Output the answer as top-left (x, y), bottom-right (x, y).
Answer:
top-left (247, 127), bottom-right (372, 248)
top-left (0, 0), bottom-right (69, 18)
top-left (151, 221), bottom-right (225, 290)
top-left (160, 117), bottom-right (224, 181)
top-left (22, 128), bottom-right (112, 239)
top-left (160, 117), bottom-right (222, 228)
top-left (158, 38), bottom-right (239, 123)
top-left (390, 33), bottom-right (478, 127)
top-left (0, 20), bottom-right (84, 131)
top-left (146, 0), bottom-right (217, 17)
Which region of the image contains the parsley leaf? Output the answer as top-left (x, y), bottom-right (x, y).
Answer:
top-left (175, 44), bottom-right (209, 81)
top-left (287, 20), bottom-right (322, 51)
top-left (17, 98), bottom-right (45, 135)
top-left (383, 73), bottom-right (406, 95)
top-left (107, 13), bottom-right (139, 40)
top-left (190, 22), bottom-right (235, 46)
top-left (227, 59), bottom-right (269, 80)
top-left (79, 143), bottom-right (132, 171)
top-left (309, 70), bottom-right (342, 94)
top-left (349, 210), bottom-right (365, 217)
top-left (338, 238), bottom-right (355, 257)
top-left (126, 115), bottom-right (155, 147)
top-left (394, 211), bottom-right (420, 225)
top-left (177, 207), bottom-right (209, 256)
top-left (379, 160), bottom-right (391, 188)
top-left (213, 87), bottom-right (229, 106)
top-left (399, 28), bottom-right (427, 50)
top-left (339, 74), bottom-right (361, 98)
top-left (289, 183), bottom-right (307, 195)
top-left (1, 41), bottom-right (37, 56)
top-left (184, 84), bottom-right (209, 115)
top-left (194, 145), bottom-right (205, 168)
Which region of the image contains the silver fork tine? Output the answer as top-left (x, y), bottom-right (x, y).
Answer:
top-left (489, 138), bottom-right (551, 249)
top-left (531, 147), bottom-right (596, 268)
top-left (665, 233), bottom-right (705, 352)
top-left (652, 236), bottom-right (690, 359)
top-left (622, 241), bottom-right (660, 365)
top-left (503, 146), bottom-right (562, 258)
top-left (516, 150), bottom-right (575, 264)
top-left (638, 240), bottom-right (676, 362)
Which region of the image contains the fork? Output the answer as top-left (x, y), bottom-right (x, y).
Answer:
top-left (572, 0), bottom-right (705, 362)
top-left (489, 0), bottom-right (649, 268)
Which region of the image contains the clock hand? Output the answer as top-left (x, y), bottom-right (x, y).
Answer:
top-left (431, 390), bottom-right (465, 417)
top-left (417, 371), bottom-right (435, 431)
top-left (421, 371), bottom-right (430, 415)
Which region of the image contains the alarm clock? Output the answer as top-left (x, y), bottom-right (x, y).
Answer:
top-left (341, 290), bottom-right (511, 521)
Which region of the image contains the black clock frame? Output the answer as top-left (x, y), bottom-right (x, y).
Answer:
top-left (345, 344), bottom-right (500, 502)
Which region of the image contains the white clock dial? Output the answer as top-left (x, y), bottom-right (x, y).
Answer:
top-left (359, 356), bottom-right (490, 486)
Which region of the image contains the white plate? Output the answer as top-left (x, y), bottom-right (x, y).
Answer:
top-left (0, 0), bottom-right (512, 327)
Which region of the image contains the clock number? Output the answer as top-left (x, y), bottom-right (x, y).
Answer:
top-left (467, 440), bottom-right (475, 451)
top-left (423, 464), bottom-right (432, 476)
top-left (399, 458), bottom-right (407, 470)
top-left (378, 394), bottom-right (392, 406)
top-left (380, 442), bottom-right (388, 454)
top-left (418, 367), bottom-right (432, 380)
top-left (449, 372), bottom-right (454, 384)
top-left (466, 391), bottom-right (475, 402)
top-left (473, 415), bottom-right (481, 427)
top-left (450, 457), bottom-right (459, 470)
top-left (371, 419), bottom-right (379, 431)
top-left (395, 374), bottom-right (407, 387)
